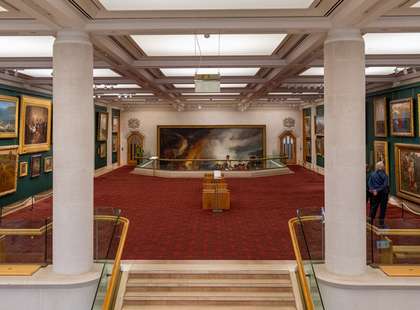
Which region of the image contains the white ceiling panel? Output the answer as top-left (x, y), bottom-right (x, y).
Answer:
top-left (364, 33), bottom-right (420, 54)
top-left (131, 34), bottom-right (287, 56)
top-left (300, 66), bottom-right (403, 76)
top-left (100, 0), bottom-right (314, 10)
top-left (0, 36), bottom-right (54, 57)
top-left (18, 68), bottom-right (121, 78)
top-left (174, 83), bottom-right (248, 88)
top-left (411, 1), bottom-right (420, 7)
top-left (161, 68), bottom-right (259, 76)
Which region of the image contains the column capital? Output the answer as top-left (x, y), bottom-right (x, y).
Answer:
top-left (325, 28), bottom-right (363, 45)
top-left (55, 29), bottom-right (91, 46)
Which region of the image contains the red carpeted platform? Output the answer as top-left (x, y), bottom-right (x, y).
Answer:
top-left (8, 166), bottom-right (326, 260)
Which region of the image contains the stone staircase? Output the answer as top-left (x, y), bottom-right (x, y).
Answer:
top-left (116, 261), bottom-right (301, 310)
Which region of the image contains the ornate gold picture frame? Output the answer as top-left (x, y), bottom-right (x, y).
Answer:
top-left (19, 96), bottom-right (52, 154)
top-left (19, 161), bottom-right (28, 177)
top-left (373, 96), bottom-right (387, 137)
top-left (0, 95), bottom-right (19, 139)
top-left (395, 143), bottom-right (420, 203)
top-left (373, 140), bottom-right (389, 175)
top-left (0, 146), bottom-right (18, 197)
top-left (390, 98), bottom-right (414, 137)
top-left (44, 156), bottom-right (53, 173)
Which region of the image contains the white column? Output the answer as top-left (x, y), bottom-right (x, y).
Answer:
top-left (324, 28), bottom-right (366, 275)
top-left (107, 105), bottom-right (113, 168)
top-left (53, 30), bottom-right (94, 274)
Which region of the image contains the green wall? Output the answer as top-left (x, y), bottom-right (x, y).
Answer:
top-left (95, 105), bottom-right (108, 170)
top-left (0, 85), bottom-right (52, 208)
top-left (366, 82), bottom-right (420, 195)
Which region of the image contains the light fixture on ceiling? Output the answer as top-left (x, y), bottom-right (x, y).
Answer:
top-left (194, 34), bottom-right (221, 93)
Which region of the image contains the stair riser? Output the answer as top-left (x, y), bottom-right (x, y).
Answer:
top-left (123, 300), bottom-right (296, 306)
top-left (126, 286), bottom-right (294, 293)
top-left (129, 274), bottom-right (290, 280)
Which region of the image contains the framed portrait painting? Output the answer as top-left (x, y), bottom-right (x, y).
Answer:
top-left (0, 95), bottom-right (19, 139)
top-left (316, 136), bottom-right (324, 156)
top-left (19, 96), bottom-right (52, 154)
top-left (0, 146), bottom-right (18, 197)
top-left (304, 116), bottom-right (311, 139)
top-left (315, 114), bottom-right (324, 136)
top-left (112, 116), bottom-right (119, 133)
top-left (30, 154), bottom-right (42, 178)
top-left (395, 143), bottom-right (420, 203)
top-left (44, 156), bottom-right (53, 173)
top-left (112, 134), bottom-right (118, 152)
top-left (99, 142), bottom-right (106, 158)
top-left (390, 98), bottom-right (414, 137)
top-left (373, 141), bottom-right (389, 175)
top-left (97, 112), bottom-right (108, 141)
top-left (373, 96), bottom-right (387, 137)
top-left (19, 161), bottom-right (28, 177)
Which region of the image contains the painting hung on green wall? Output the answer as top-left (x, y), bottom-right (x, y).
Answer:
top-left (0, 96), bottom-right (19, 139)
top-left (373, 140), bottom-right (389, 175)
top-left (304, 116), bottom-right (311, 138)
top-left (373, 96), bottom-right (387, 137)
top-left (19, 96), bottom-right (52, 154)
top-left (99, 142), bottom-right (106, 158)
top-left (390, 98), bottom-right (414, 137)
top-left (315, 114), bottom-right (324, 136)
top-left (395, 143), bottom-right (420, 203)
top-left (315, 136), bottom-right (324, 156)
top-left (0, 146), bottom-right (18, 197)
top-left (97, 112), bottom-right (108, 141)
top-left (30, 154), bottom-right (42, 178)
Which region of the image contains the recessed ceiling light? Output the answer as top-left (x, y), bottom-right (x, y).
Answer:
top-left (182, 92), bottom-right (240, 96)
top-left (18, 68), bottom-right (121, 78)
top-left (161, 68), bottom-right (259, 77)
top-left (0, 36), bottom-right (54, 57)
top-left (100, 0), bottom-right (314, 10)
top-left (364, 33), bottom-right (420, 54)
top-left (131, 34), bottom-right (287, 56)
top-left (300, 66), bottom-right (403, 76)
top-left (174, 83), bottom-right (248, 88)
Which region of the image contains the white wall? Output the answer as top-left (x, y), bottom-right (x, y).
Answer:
top-left (120, 107), bottom-right (301, 165)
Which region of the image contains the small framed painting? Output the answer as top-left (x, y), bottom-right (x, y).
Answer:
top-left (99, 142), bottom-right (106, 158)
top-left (374, 96), bottom-right (387, 137)
top-left (0, 146), bottom-right (18, 197)
top-left (395, 143), bottom-right (420, 203)
top-left (44, 156), bottom-right (53, 173)
top-left (315, 114), bottom-right (324, 136)
top-left (316, 136), bottom-right (324, 156)
top-left (112, 134), bottom-right (118, 152)
top-left (30, 154), bottom-right (42, 178)
top-left (0, 95), bottom-right (19, 139)
top-left (19, 161), bottom-right (28, 177)
top-left (373, 141), bottom-right (389, 175)
top-left (304, 116), bottom-right (311, 138)
top-left (97, 112), bottom-right (108, 141)
top-left (112, 116), bottom-right (119, 133)
top-left (390, 98), bottom-right (414, 137)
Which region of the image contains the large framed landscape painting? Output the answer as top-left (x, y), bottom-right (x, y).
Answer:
top-left (395, 143), bottom-right (420, 203)
top-left (374, 140), bottom-right (389, 175)
top-left (19, 96), bottom-right (52, 154)
top-left (0, 146), bottom-right (18, 197)
top-left (0, 96), bottom-right (19, 139)
top-left (374, 96), bottom-right (387, 137)
top-left (390, 98), bottom-right (414, 137)
top-left (158, 125), bottom-right (266, 169)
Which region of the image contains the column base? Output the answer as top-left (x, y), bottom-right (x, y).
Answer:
top-left (0, 264), bottom-right (102, 310)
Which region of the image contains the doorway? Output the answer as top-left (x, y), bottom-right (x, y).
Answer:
top-left (279, 131), bottom-right (297, 165)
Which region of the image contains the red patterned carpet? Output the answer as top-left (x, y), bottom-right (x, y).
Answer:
top-left (6, 165), bottom-right (325, 260)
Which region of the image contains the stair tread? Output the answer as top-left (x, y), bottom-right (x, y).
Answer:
top-left (124, 294), bottom-right (295, 301)
top-left (127, 278), bottom-right (292, 286)
top-left (122, 306), bottom-right (297, 310)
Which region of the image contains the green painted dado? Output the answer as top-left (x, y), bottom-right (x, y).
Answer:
top-left (95, 104), bottom-right (108, 170)
top-left (366, 82), bottom-right (420, 196)
top-left (316, 105), bottom-right (325, 168)
top-left (0, 85), bottom-right (52, 208)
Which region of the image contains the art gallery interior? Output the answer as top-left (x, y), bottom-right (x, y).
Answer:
top-left (1, 1), bottom-right (420, 310)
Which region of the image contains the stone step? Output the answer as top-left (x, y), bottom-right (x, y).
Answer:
top-left (125, 291), bottom-right (295, 299)
top-left (122, 305), bottom-right (297, 310)
top-left (127, 277), bottom-right (292, 287)
top-left (128, 273), bottom-right (290, 280)
top-left (126, 285), bottom-right (293, 293)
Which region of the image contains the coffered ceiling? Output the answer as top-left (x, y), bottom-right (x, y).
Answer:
top-left (0, 0), bottom-right (419, 110)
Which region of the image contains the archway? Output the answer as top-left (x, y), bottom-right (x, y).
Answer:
top-left (279, 130), bottom-right (297, 165)
top-left (127, 131), bottom-right (144, 166)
